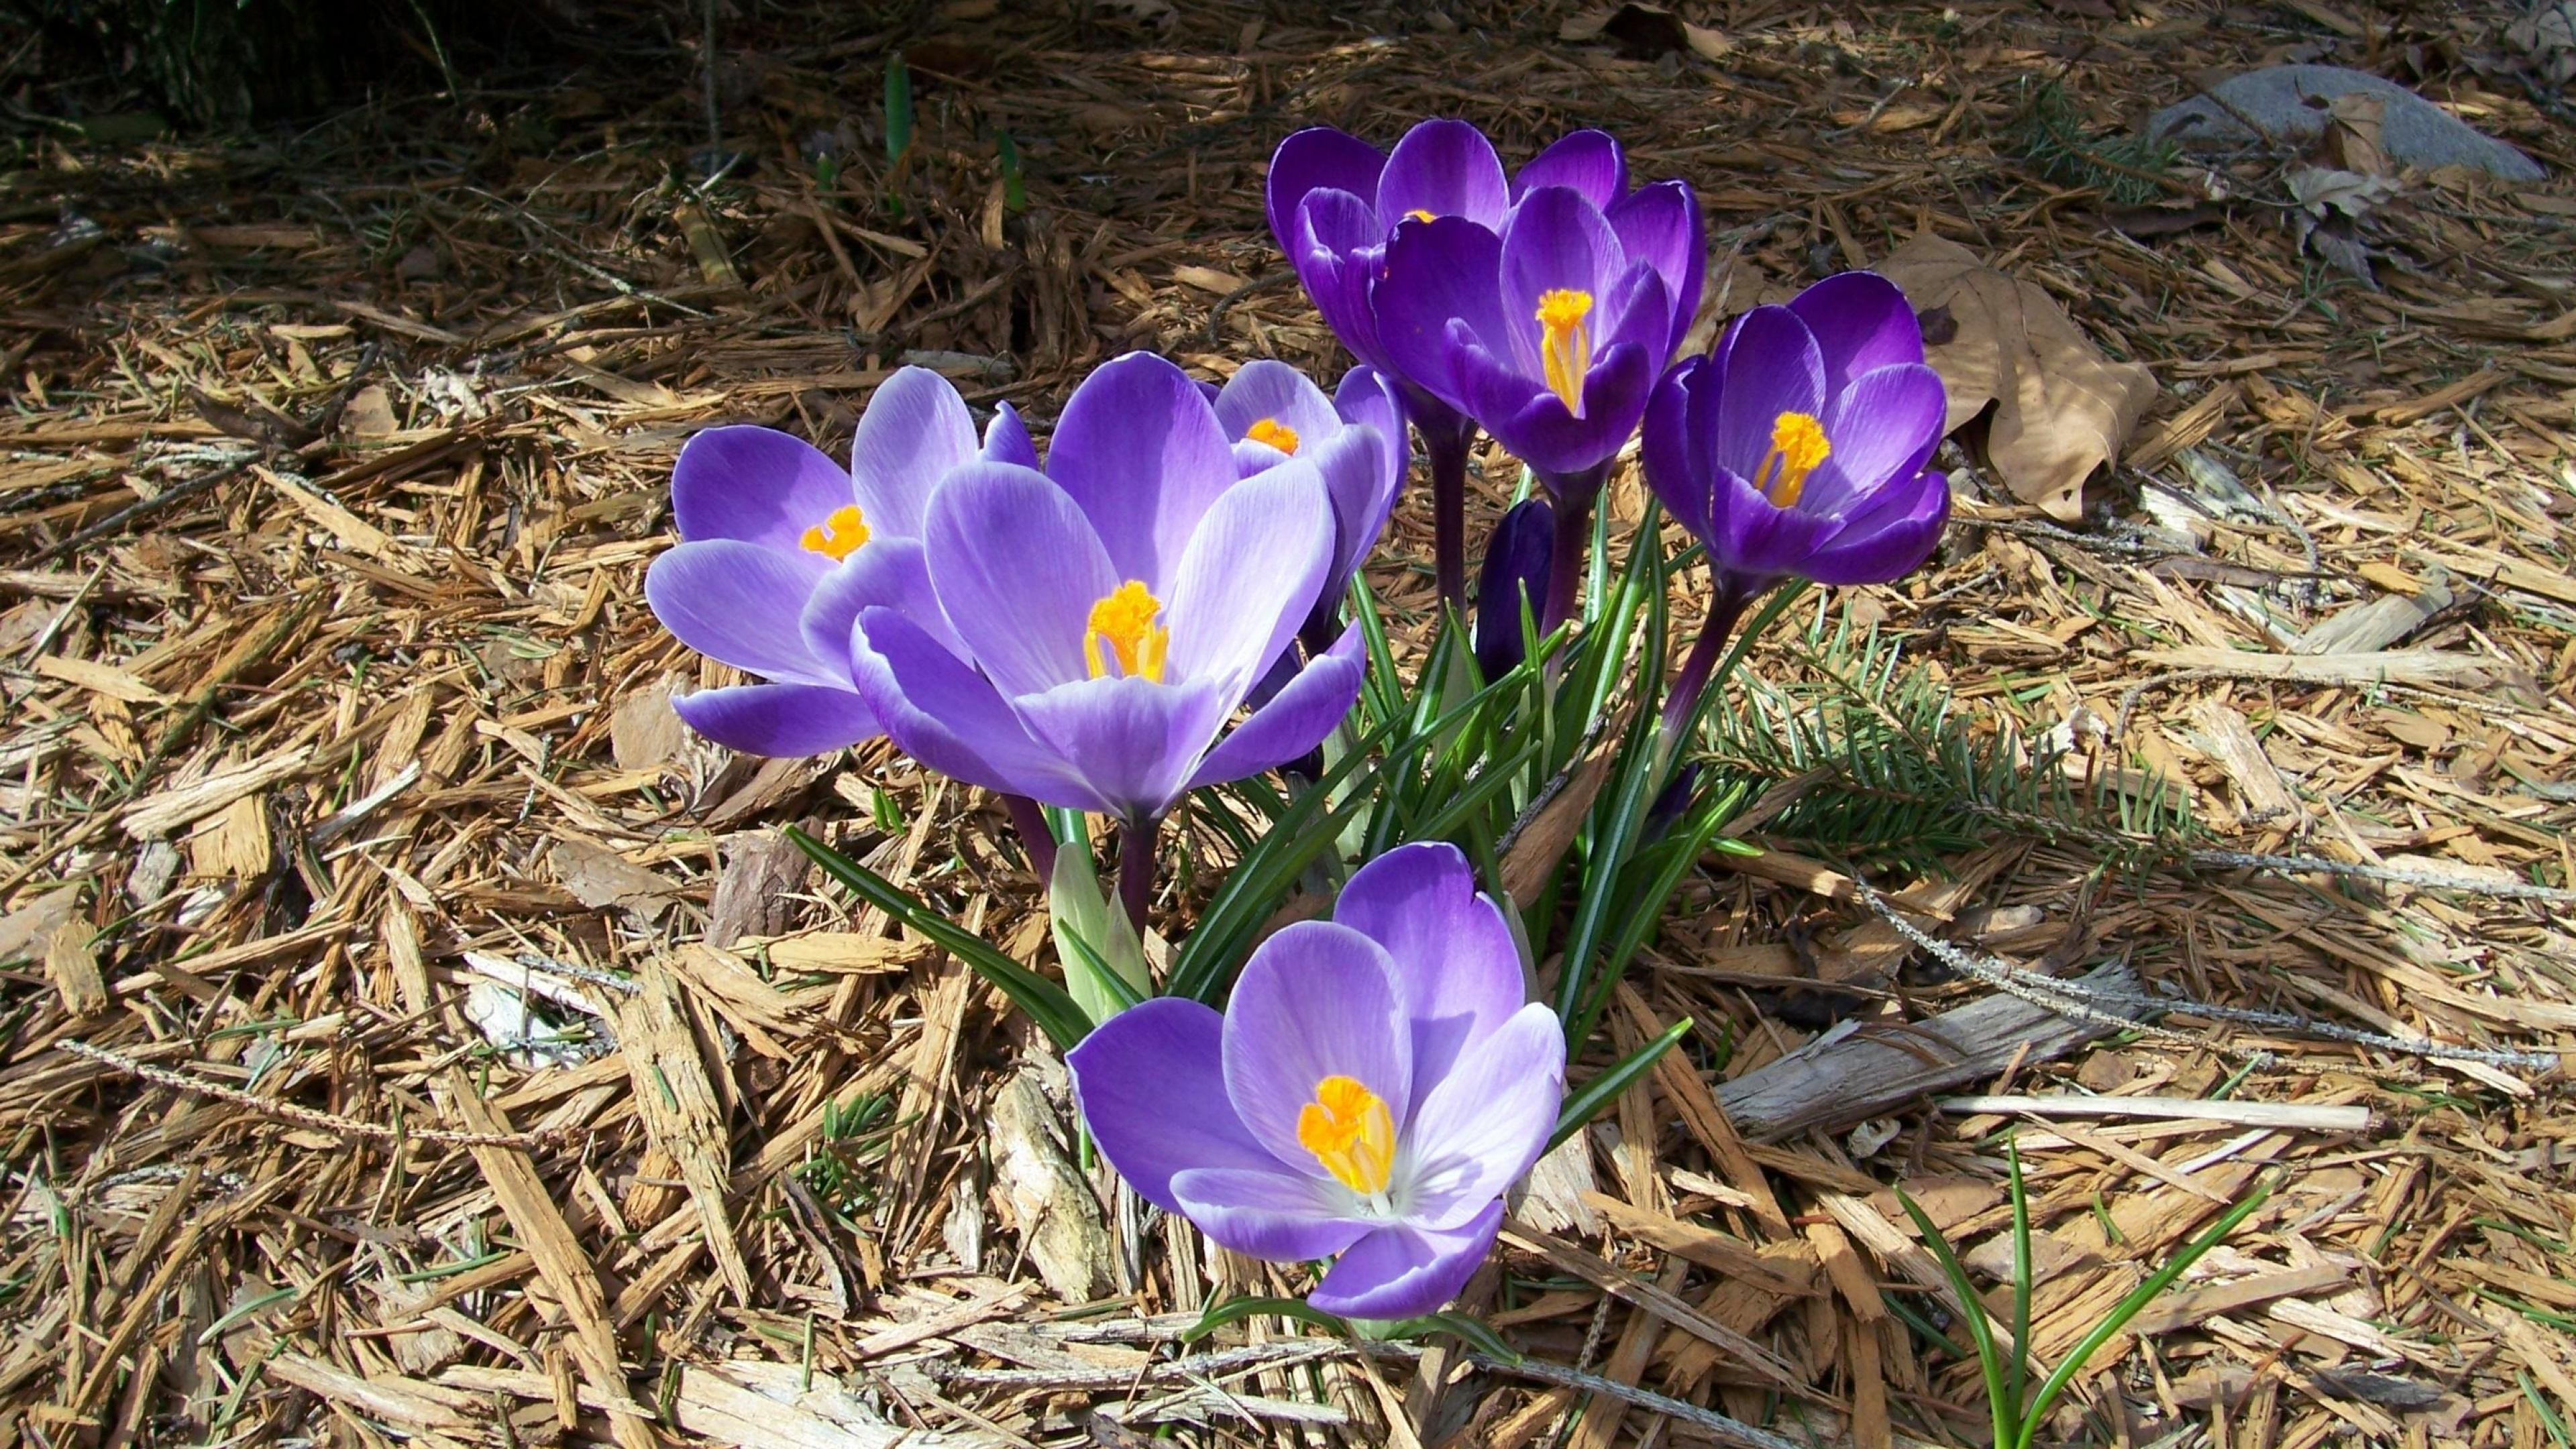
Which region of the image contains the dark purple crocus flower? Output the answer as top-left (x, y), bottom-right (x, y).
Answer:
top-left (644, 366), bottom-right (1028, 755)
top-left (1267, 120), bottom-right (1682, 612)
top-left (1472, 497), bottom-right (1554, 683)
top-left (1643, 272), bottom-right (1952, 735)
top-left (1377, 180), bottom-right (1703, 627)
top-left (1069, 842), bottom-right (1561, 1320)
top-left (849, 352), bottom-right (1366, 845)
top-left (1209, 362), bottom-right (1405, 651)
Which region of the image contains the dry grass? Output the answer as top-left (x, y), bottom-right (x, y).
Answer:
top-left (2, 1), bottom-right (2573, 1446)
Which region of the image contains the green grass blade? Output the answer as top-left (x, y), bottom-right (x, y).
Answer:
top-left (1548, 1016), bottom-right (1689, 1151)
top-left (1894, 1186), bottom-right (2015, 1449)
top-left (789, 826), bottom-right (1089, 1049)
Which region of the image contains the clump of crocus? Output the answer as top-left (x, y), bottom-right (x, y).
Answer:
top-left (1642, 271), bottom-right (1952, 737)
top-left (643, 366), bottom-right (1028, 756)
top-left (1378, 178), bottom-right (1703, 628)
top-left (1069, 842), bottom-right (1562, 1320)
top-left (849, 352), bottom-right (1371, 924)
top-left (1268, 120), bottom-right (1670, 613)
top-left (1208, 361), bottom-right (1407, 654)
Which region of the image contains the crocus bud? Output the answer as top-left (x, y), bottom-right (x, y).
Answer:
top-left (1472, 498), bottom-right (1556, 682)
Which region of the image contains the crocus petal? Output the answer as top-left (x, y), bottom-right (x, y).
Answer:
top-left (1047, 353), bottom-right (1241, 582)
top-left (1377, 119), bottom-right (1510, 230)
top-left (1307, 1202), bottom-right (1503, 1320)
top-left (800, 537), bottom-right (945, 681)
top-left (1499, 186), bottom-right (1625, 377)
top-left (1011, 675), bottom-right (1230, 824)
top-left (924, 462), bottom-right (1120, 700)
top-left (1302, 424), bottom-right (1398, 594)
top-left (1069, 996), bottom-right (1285, 1214)
top-left (1398, 1003), bottom-right (1562, 1229)
top-left (1641, 358), bottom-right (1715, 541)
top-left (1593, 265), bottom-right (1675, 372)
top-left (1267, 127), bottom-right (1387, 252)
top-left (1789, 270), bottom-right (1927, 399)
top-left (1803, 472), bottom-right (1951, 586)
top-left (1800, 363), bottom-right (1949, 516)
top-left (1331, 842), bottom-right (1528, 1094)
top-left (671, 425), bottom-right (855, 553)
top-left (1171, 1167), bottom-right (1371, 1261)
top-left (670, 682), bottom-right (879, 755)
top-left (1222, 920), bottom-right (1413, 1173)
top-left (851, 606), bottom-right (1108, 811)
top-left (1291, 191), bottom-right (1395, 375)
top-left (1376, 217), bottom-right (1512, 412)
top-left (1185, 625), bottom-right (1364, 790)
top-left (1607, 179), bottom-right (1703, 344)
top-left (645, 539), bottom-right (840, 687)
top-left (981, 400), bottom-right (1039, 470)
top-left (1713, 305), bottom-right (1827, 478)
top-left (1706, 463), bottom-right (1839, 582)
top-left (846, 366), bottom-right (978, 540)
top-left (1161, 460), bottom-right (1334, 692)
top-left (1513, 129), bottom-right (1625, 207)
top-left (1467, 339), bottom-right (1656, 477)
top-left (1214, 359), bottom-right (1342, 445)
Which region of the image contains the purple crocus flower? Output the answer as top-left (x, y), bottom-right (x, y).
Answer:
top-left (1472, 497), bottom-right (1554, 683)
top-left (849, 352), bottom-right (1367, 844)
top-left (1643, 271), bottom-right (1952, 735)
top-left (1267, 120), bottom-right (1681, 612)
top-left (1377, 178), bottom-right (1703, 626)
top-left (1208, 361), bottom-right (1406, 651)
top-left (643, 366), bottom-right (1029, 755)
top-left (1069, 842), bottom-right (1562, 1320)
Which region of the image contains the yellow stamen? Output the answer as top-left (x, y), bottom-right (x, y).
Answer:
top-left (1245, 417), bottom-right (1301, 454)
top-left (1405, 208), bottom-right (1436, 224)
top-left (1536, 288), bottom-right (1594, 416)
top-left (1083, 580), bottom-right (1170, 683)
top-left (1295, 1075), bottom-right (1397, 1196)
top-left (799, 504), bottom-right (871, 561)
top-left (1754, 411), bottom-right (1831, 508)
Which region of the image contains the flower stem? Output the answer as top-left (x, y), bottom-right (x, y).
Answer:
top-left (1536, 470), bottom-right (1603, 632)
top-left (1405, 388), bottom-right (1477, 616)
top-left (1116, 815), bottom-right (1157, 933)
top-left (1658, 586), bottom-right (1752, 744)
top-left (1002, 793), bottom-right (1057, 881)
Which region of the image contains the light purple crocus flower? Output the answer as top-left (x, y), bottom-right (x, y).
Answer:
top-left (643, 366), bottom-right (1030, 755)
top-left (1268, 119), bottom-right (1681, 611)
top-left (1644, 271), bottom-right (1952, 734)
top-left (1377, 179), bottom-right (1703, 626)
top-left (1069, 842), bottom-right (1563, 1320)
top-left (1209, 361), bottom-right (1405, 651)
top-left (849, 352), bottom-right (1368, 839)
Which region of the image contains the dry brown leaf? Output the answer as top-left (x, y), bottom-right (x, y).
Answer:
top-left (1876, 234), bottom-right (2157, 521)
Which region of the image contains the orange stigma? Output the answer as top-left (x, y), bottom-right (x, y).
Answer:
top-left (1246, 417), bottom-right (1301, 454)
top-left (800, 504), bottom-right (871, 561)
top-left (1536, 288), bottom-right (1594, 416)
top-left (1295, 1075), bottom-right (1396, 1195)
top-left (1083, 581), bottom-right (1169, 683)
top-left (1754, 412), bottom-right (1831, 508)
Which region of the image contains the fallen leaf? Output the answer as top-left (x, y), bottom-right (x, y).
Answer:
top-left (549, 837), bottom-right (675, 920)
top-left (610, 675), bottom-right (690, 770)
top-left (1876, 234), bottom-right (2158, 521)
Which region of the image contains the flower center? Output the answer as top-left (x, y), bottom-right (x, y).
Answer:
top-left (1295, 1075), bottom-right (1396, 1197)
top-left (800, 504), bottom-right (870, 561)
top-left (1405, 208), bottom-right (1436, 224)
top-left (1083, 580), bottom-right (1169, 683)
top-left (1755, 411), bottom-right (1831, 508)
top-left (1246, 417), bottom-right (1301, 454)
top-left (1536, 288), bottom-right (1593, 416)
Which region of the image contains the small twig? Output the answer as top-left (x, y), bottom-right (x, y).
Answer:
top-left (1202, 269), bottom-right (1294, 347)
top-left (56, 1040), bottom-right (574, 1146)
top-left (2188, 848), bottom-right (2576, 906)
top-left (1852, 885), bottom-right (2561, 1071)
top-left (941, 1339), bottom-right (1806, 1449)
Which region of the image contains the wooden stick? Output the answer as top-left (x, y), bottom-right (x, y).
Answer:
top-left (1939, 1093), bottom-right (2372, 1132)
